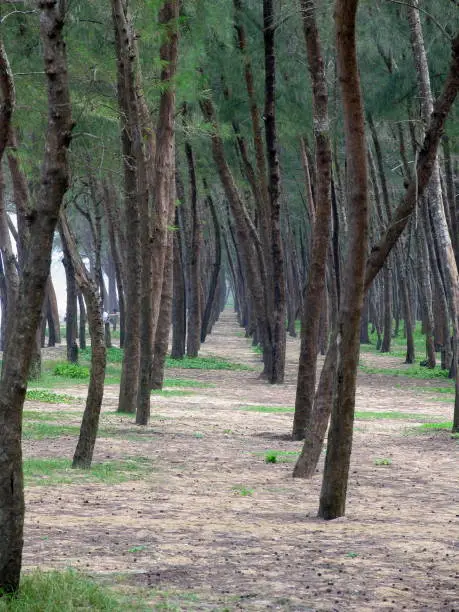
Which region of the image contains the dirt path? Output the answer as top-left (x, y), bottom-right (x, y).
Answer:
top-left (23, 311), bottom-right (458, 611)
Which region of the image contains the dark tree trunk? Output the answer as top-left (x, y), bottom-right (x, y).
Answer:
top-left (185, 140), bottom-right (202, 357)
top-left (77, 289), bottom-right (87, 351)
top-left (60, 215), bottom-right (106, 469)
top-left (292, 0), bottom-right (332, 440)
top-left (0, 0), bottom-right (73, 591)
top-left (136, 0), bottom-right (178, 425)
top-left (112, 0), bottom-right (142, 413)
top-left (60, 224), bottom-right (78, 362)
top-left (263, 0), bottom-right (286, 384)
top-left (151, 208), bottom-right (175, 390)
top-left (47, 278), bottom-right (61, 346)
top-left (201, 189), bottom-right (222, 343)
top-left (171, 208), bottom-right (186, 359)
top-left (318, 0), bottom-right (369, 520)
top-left (102, 181), bottom-right (125, 348)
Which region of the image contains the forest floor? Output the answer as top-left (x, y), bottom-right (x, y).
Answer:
top-left (21, 310), bottom-right (458, 611)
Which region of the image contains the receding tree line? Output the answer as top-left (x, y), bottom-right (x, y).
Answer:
top-left (0, 0), bottom-right (458, 595)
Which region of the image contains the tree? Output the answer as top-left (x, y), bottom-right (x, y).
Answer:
top-left (0, 0), bottom-right (73, 592)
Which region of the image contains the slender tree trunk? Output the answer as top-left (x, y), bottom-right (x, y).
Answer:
top-left (201, 189), bottom-right (222, 343)
top-left (171, 207), bottom-right (186, 359)
top-left (185, 141), bottom-right (202, 357)
top-left (136, 0), bottom-right (178, 425)
top-left (112, 0), bottom-right (142, 413)
top-left (318, 0), bottom-right (368, 520)
top-left (0, 1), bottom-right (73, 591)
top-left (263, 0), bottom-right (286, 384)
top-left (60, 215), bottom-right (106, 469)
top-left (292, 0), bottom-right (332, 440)
top-left (292, 32), bottom-right (459, 482)
top-left (77, 289), bottom-right (87, 351)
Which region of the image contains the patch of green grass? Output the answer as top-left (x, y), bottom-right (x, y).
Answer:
top-left (416, 421), bottom-right (453, 432)
top-left (23, 422), bottom-right (81, 440)
top-left (355, 411), bottom-right (442, 422)
top-left (166, 355), bottom-right (253, 371)
top-left (239, 405), bottom-right (293, 413)
top-left (23, 457), bottom-right (153, 487)
top-left (150, 389), bottom-right (194, 397)
top-left (53, 362), bottom-right (90, 379)
top-left (232, 485), bottom-right (254, 496)
top-left (0, 569), bottom-right (144, 611)
top-left (163, 378), bottom-right (214, 389)
top-left (359, 363), bottom-right (450, 379)
top-left (23, 410), bottom-right (82, 422)
top-left (263, 450), bottom-right (300, 464)
top-left (374, 458), bottom-right (392, 466)
top-left (127, 546), bottom-right (147, 554)
top-left (26, 389), bottom-right (78, 404)
top-left (80, 346), bottom-right (124, 364)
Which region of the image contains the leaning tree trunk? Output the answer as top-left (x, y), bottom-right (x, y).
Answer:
top-left (292, 31), bottom-right (459, 484)
top-left (60, 223), bottom-right (78, 362)
top-left (407, 3), bottom-right (459, 431)
top-left (292, 0), bottom-right (333, 440)
top-left (112, 0), bottom-right (142, 414)
top-left (0, 0), bottom-right (73, 592)
top-left (136, 0), bottom-right (178, 425)
top-left (318, 0), bottom-right (369, 520)
top-left (60, 215), bottom-right (106, 469)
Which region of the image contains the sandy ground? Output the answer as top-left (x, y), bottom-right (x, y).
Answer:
top-left (22, 311), bottom-right (458, 611)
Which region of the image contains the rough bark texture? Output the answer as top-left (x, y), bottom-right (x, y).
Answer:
top-left (185, 141), bottom-right (202, 357)
top-left (171, 207), bottom-right (186, 359)
top-left (263, 0), bottom-right (286, 384)
top-left (60, 215), bottom-right (106, 469)
top-left (318, 0), bottom-right (368, 520)
top-left (136, 0), bottom-right (178, 425)
top-left (201, 190), bottom-right (222, 342)
top-left (112, 0), bottom-right (142, 414)
top-left (292, 0), bottom-right (333, 441)
top-left (0, 0), bottom-right (73, 592)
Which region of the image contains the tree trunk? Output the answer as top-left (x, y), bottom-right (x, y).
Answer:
top-left (185, 141), bottom-right (202, 357)
top-left (292, 0), bottom-right (332, 440)
top-left (112, 0), bottom-right (142, 413)
top-left (47, 277), bottom-right (61, 346)
top-left (201, 189), bottom-right (222, 343)
top-left (136, 0), bottom-right (178, 425)
top-left (77, 289), bottom-right (87, 351)
top-left (263, 0), bottom-right (286, 384)
top-left (60, 215), bottom-right (106, 469)
top-left (318, 0), bottom-right (368, 520)
top-left (0, 1), bottom-right (73, 591)
top-left (171, 207), bottom-right (186, 359)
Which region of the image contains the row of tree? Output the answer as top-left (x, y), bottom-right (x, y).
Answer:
top-left (0, 0), bottom-right (457, 595)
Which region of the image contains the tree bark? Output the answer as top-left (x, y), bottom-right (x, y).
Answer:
top-left (318, 0), bottom-right (368, 520)
top-left (60, 215), bottom-right (106, 469)
top-left (0, 0), bottom-right (73, 591)
top-left (112, 0), bottom-right (142, 413)
top-left (292, 0), bottom-right (333, 440)
top-left (136, 0), bottom-right (178, 425)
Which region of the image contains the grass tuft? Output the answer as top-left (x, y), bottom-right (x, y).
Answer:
top-left (239, 405), bottom-right (293, 413)
top-left (23, 457), bottom-right (153, 487)
top-left (166, 355), bottom-right (253, 371)
top-left (0, 569), bottom-right (142, 611)
top-left (26, 389), bottom-right (78, 404)
top-left (53, 362), bottom-right (90, 379)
